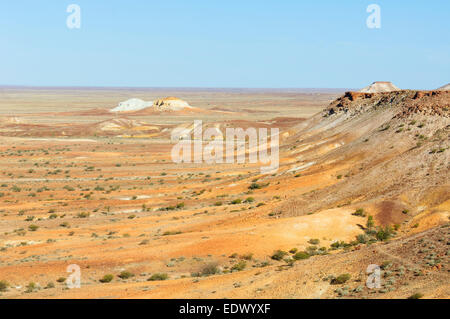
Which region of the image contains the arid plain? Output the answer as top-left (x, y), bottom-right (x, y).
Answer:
top-left (0, 86), bottom-right (448, 299)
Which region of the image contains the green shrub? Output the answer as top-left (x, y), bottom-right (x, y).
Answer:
top-left (77, 212), bottom-right (90, 218)
top-left (293, 251), bottom-right (310, 260)
top-left (45, 282), bottom-right (55, 289)
top-left (381, 261), bottom-right (392, 270)
top-left (308, 238), bottom-right (320, 245)
top-left (356, 234), bottom-right (369, 244)
top-left (148, 273), bottom-right (168, 281)
top-left (118, 271), bottom-right (134, 279)
top-left (408, 293), bottom-right (424, 299)
top-left (271, 250), bottom-right (288, 261)
top-left (249, 183), bottom-right (262, 190)
top-left (330, 241), bottom-right (347, 249)
top-left (366, 215), bottom-right (374, 229)
top-left (28, 224), bottom-right (39, 232)
top-left (99, 274), bottom-right (114, 283)
top-left (162, 231), bottom-right (182, 236)
top-left (0, 280), bottom-right (8, 292)
top-left (241, 253), bottom-right (253, 261)
top-left (201, 263), bottom-right (219, 276)
top-left (231, 261), bottom-right (247, 272)
top-left (352, 209), bottom-right (366, 217)
top-left (376, 226), bottom-right (395, 241)
top-left (332, 273), bottom-right (351, 284)
top-left (25, 282), bottom-right (38, 293)
top-left (306, 246), bottom-right (318, 254)
top-left (56, 277), bottom-right (66, 283)
top-left (248, 182), bottom-right (269, 190)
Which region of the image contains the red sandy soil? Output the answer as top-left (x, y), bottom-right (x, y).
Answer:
top-left (0, 90), bottom-right (448, 299)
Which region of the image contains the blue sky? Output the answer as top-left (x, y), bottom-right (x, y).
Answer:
top-left (0, 0), bottom-right (448, 89)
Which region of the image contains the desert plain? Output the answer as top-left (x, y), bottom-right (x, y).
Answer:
top-left (0, 86), bottom-right (448, 299)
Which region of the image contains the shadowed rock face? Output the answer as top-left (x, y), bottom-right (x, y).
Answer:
top-left (360, 81), bottom-right (400, 93)
top-left (325, 90), bottom-right (449, 117)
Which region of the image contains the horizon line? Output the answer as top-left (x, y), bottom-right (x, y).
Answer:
top-left (0, 84), bottom-right (353, 91)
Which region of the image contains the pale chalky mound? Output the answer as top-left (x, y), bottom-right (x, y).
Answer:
top-left (437, 83), bottom-right (450, 91)
top-left (153, 97), bottom-right (191, 111)
top-left (359, 81), bottom-right (400, 93)
top-left (110, 98), bottom-right (153, 113)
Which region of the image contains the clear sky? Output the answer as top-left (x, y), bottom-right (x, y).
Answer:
top-left (0, 0), bottom-right (449, 89)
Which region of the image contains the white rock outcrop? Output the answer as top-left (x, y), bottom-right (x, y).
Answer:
top-left (110, 98), bottom-right (153, 113)
top-left (110, 97), bottom-right (192, 113)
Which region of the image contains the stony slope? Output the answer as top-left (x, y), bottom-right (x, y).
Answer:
top-left (277, 90), bottom-right (449, 232)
